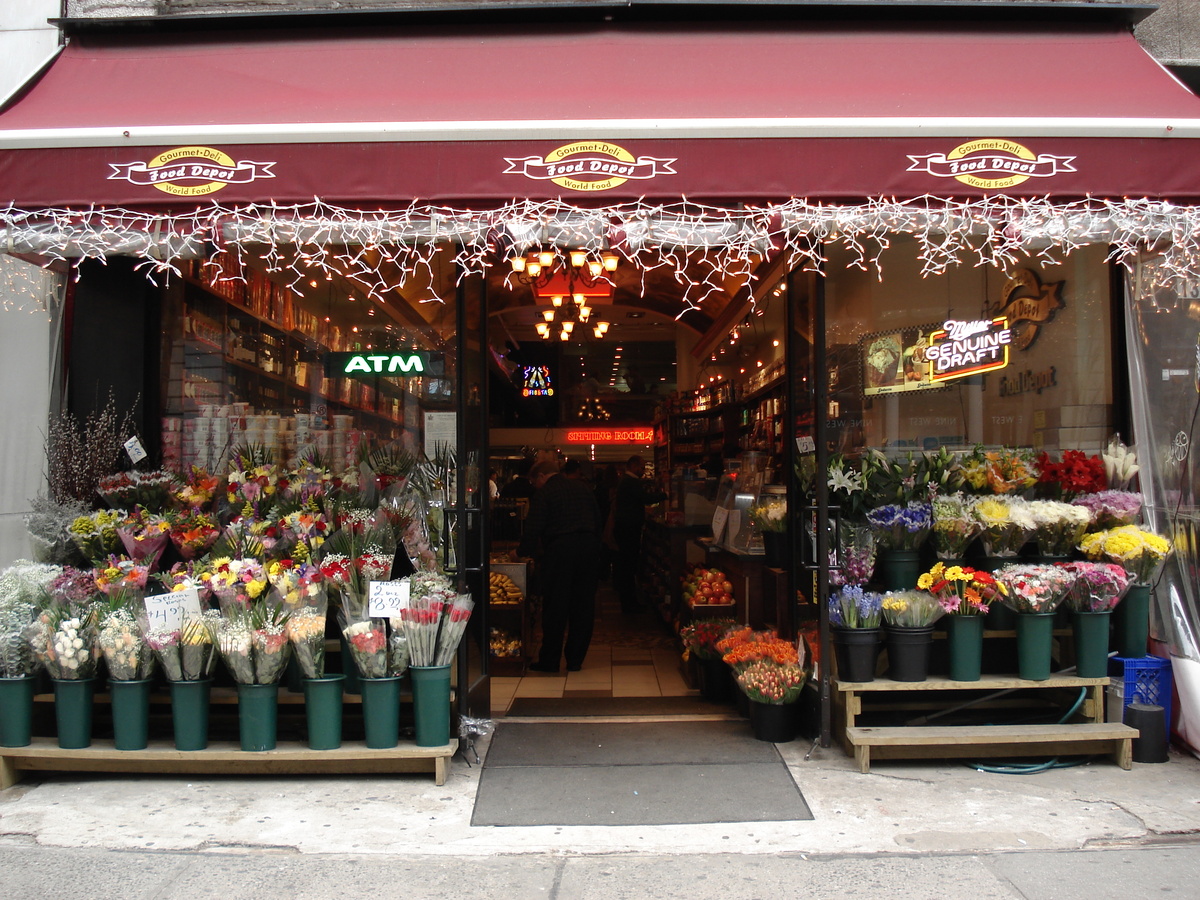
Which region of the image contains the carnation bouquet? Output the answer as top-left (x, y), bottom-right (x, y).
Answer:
top-left (215, 601), bottom-right (292, 684)
top-left (144, 610), bottom-right (221, 681)
top-left (97, 604), bottom-right (155, 680)
top-left (679, 617), bottom-right (739, 661)
top-left (828, 585), bottom-right (883, 629)
top-left (866, 502), bottom-right (932, 552)
top-left (735, 658), bottom-right (807, 705)
top-left (973, 496), bottom-right (1035, 557)
top-left (1060, 561), bottom-right (1132, 612)
top-left (1079, 525), bottom-right (1172, 585)
top-left (931, 493), bottom-right (982, 559)
top-left (994, 563), bottom-right (1076, 614)
top-left (917, 561), bottom-right (1007, 615)
top-left (1071, 490), bottom-right (1143, 531)
top-left (1026, 500), bottom-right (1091, 557)
top-left (881, 590), bottom-right (945, 628)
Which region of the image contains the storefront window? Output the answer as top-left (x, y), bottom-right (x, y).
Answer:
top-left (824, 237), bottom-right (1114, 454)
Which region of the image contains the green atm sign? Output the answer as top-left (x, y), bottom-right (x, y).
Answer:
top-left (326, 351), bottom-right (444, 379)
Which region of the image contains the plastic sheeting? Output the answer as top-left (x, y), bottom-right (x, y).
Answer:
top-left (1125, 260), bottom-right (1200, 753)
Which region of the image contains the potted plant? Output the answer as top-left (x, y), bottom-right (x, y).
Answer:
top-left (735, 655), bottom-right (807, 743)
top-left (880, 589), bottom-right (944, 682)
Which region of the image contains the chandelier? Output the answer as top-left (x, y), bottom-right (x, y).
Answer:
top-left (509, 248), bottom-right (618, 340)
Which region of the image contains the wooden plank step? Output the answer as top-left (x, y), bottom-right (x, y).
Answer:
top-left (835, 675), bottom-right (1109, 692)
top-left (0, 737), bottom-right (458, 789)
top-left (846, 723), bottom-right (1138, 774)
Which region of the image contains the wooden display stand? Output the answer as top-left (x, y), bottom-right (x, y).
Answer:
top-left (834, 675), bottom-right (1137, 773)
top-left (0, 738), bottom-right (458, 789)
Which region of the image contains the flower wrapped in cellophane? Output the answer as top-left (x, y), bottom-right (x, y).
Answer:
top-left (734, 658), bottom-right (807, 705)
top-left (957, 446), bottom-right (1038, 495)
top-left (881, 590), bottom-right (944, 628)
top-left (931, 493), bottom-right (982, 559)
top-left (98, 469), bottom-right (179, 514)
top-left (679, 617), bottom-right (740, 661)
top-left (393, 572), bottom-right (473, 667)
top-left (205, 556), bottom-right (270, 613)
top-left (918, 561), bottom-right (1007, 616)
top-left (865, 502), bottom-right (932, 552)
top-left (68, 509), bottom-right (124, 563)
top-left (215, 601), bottom-right (292, 684)
top-left (1026, 500), bottom-right (1092, 557)
top-left (27, 603), bottom-right (99, 680)
top-left (92, 556), bottom-right (150, 606)
top-left (0, 561), bottom-right (62, 678)
top-left (1078, 525), bottom-right (1172, 586)
top-left (144, 610), bottom-right (221, 681)
top-left (973, 496), bottom-right (1035, 557)
top-left (167, 510), bottom-right (221, 560)
top-left (116, 509), bottom-right (172, 572)
top-left (827, 585), bottom-right (883, 629)
top-left (339, 614), bottom-right (390, 678)
top-left (829, 523), bottom-right (875, 588)
top-left (994, 563), bottom-right (1076, 614)
top-left (1071, 490), bottom-right (1143, 531)
top-left (1060, 561), bottom-right (1132, 612)
top-left (175, 465), bottom-right (219, 511)
top-left (279, 506), bottom-right (329, 561)
top-left (281, 571), bottom-right (329, 680)
top-left (97, 603), bottom-right (155, 681)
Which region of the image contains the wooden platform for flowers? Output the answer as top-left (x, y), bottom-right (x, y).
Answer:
top-left (0, 737), bottom-right (459, 789)
top-left (834, 675), bottom-right (1137, 773)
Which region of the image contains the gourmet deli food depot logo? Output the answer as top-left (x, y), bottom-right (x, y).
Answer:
top-left (906, 140), bottom-right (1075, 190)
top-left (504, 142), bottom-right (677, 192)
top-left (108, 146), bottom-right (277, 196)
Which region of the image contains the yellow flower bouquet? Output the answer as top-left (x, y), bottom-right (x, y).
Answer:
top-left (1078, 525), bottom-right (1171, 585)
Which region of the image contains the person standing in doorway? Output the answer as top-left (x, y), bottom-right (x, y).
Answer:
top-left (610, 454), bottom-right (668, 614)
top-left (518, 459), bottom-right (603, 673)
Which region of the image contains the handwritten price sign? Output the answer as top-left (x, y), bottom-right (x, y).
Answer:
top-left (144, 587), bottom-right (202, 632)
top-left (368, 580), bottom-right (411, 617)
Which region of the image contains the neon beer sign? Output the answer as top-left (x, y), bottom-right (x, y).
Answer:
top-left (925, 317), bottom-right (1012, 382)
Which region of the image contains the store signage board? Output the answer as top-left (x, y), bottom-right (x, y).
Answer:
top-left (860, 324), bottom-right (942, 397)
top-left (565, 427), bottom-right (654, 444)
top-left (368, 580), bottom-right (411, 617)
top-left (927, 317), bottom-right (1012, 382)
top-left (424, 411), bottom-right (456, 459)
top-left (326, 351), bottom-right (444, 380)
top-left (144, 587), bottom-right (202, 632)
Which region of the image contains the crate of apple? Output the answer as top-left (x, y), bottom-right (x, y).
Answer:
top-left (683, 567), bottom-right (734, 607)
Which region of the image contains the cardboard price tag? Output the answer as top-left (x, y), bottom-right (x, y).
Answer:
top-left (124, 436), bottom-right (148, 464)
top-left (144, 587), bottom-right (202, 632)
top-left (368, 580), bottom-right (411, 617)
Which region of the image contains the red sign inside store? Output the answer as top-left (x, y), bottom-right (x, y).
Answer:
top-left (565, 428), bottom-right (654, 444)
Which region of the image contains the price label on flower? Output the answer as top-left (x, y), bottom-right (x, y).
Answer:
top-left (368, 580), bottom-right (411, 617)
top-left (144, 587), bottom-right (202, 632)
top-left (123, 435), bottom-right (148, 464)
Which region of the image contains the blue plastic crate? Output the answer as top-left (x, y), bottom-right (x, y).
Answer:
top-left (1109, 655), bottom-right (1173, 737)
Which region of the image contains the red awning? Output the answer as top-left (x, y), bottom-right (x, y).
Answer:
top-left (2, 21), bottom-right (1199, 206)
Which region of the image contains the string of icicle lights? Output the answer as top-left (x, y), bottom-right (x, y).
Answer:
top-left (1, 195), bottom-right (1200, 313)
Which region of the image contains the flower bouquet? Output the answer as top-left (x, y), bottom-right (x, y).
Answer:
top-left (276, 567), bottom-right (329, 679)
top-left (175, 466), bottom-right (220, 511)
top-left (720, 633), bottom-right (800, 670)
top-left (48, 566), bottom-right (102, 617)
top-left (340, 615), bottom-right (390, 678)
top-left (168, 511), bottom-right (221, 560)
top-left (144, 611), bottom-right (221, 681)
top-left (226, 459), bottom-right (287, 520)
top-left (750, 498), bottom-right (787, 533)
top-left (98, 469), bottom-right (179, 513)
top-left (68, 509), bottom-right (124, 563)
top-left (1071, 490), bottom-right (1143, 531)
top-left (828, 585), bottom-right (883, 629)
top-left (881, 590), bottom-right (944, 628)
top-left (206, 557), bottom-right (270, 613)
top-left (215, 601), bottom-right (292, 684)
top-left (1078, 525), bottom-right (1172, 585)
top-left (0, 561), bottom-right (61, 679)
top-left (92, 556), bottom-right (150, 606)
top-left (279, 506), bottom-right (330, 560)
top-left (993, 563), bottom-right (1076, 614)
top-left (1103, 437), bottom-right (1139, 491)
top-left (735, 658), bottom-right (807, 705)
top-left (97, 604), bottom-right (155, 681)
top-left (1060, 561), bottom-right (1131, 613)
top-left (866, 502), bottom-right (932, 552)
top-left (27, 604), bottom-right (99, 680)
top-left (829, 522), bottom-right (876, 588)
top-left (1036, 449), bottom-right (1106, 500)
top-left (116, 510), bottom-right (171, 571)
top-left (931, 493), bottom-right (982, 560)
top-left (917, 562), bottom-right (1006, 615)
top-left (393, 580), bottom-right (475, 668)
top-left (679, 617), bottom-right (739, 661)
top-left (24, 496), bottom-right (91, 566)
top-left (1026, 500), bottom-right (1091, 557)
top-left (958, 446), bottom-right (1038, 495)
top-left (973, 496), bottom-right (1035, 558)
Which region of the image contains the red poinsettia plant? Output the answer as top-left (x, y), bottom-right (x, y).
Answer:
top-left (1036, 450), bottom-right (1106, 500)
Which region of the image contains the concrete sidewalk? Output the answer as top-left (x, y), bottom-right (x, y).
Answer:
top-left (2, 733), bottom-right (1200, 859)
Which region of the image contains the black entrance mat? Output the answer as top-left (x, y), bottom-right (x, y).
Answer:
top-left (472, 721), bottom-right (813, 826)
top-left (505, 695), bottom-right (737, 717)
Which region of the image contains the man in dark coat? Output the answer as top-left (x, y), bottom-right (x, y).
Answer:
top-left (611, 454), bottom-right (668, 613)
top-left (518, 459), bottom-right (603, 672)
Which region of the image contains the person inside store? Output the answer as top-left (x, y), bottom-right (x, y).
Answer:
top-left (499, 457), bottom-right (537, 500)
top-left (609, 454), bottom-right (669, 614)
top-left (488, 468), bottom-right (500, 500)
top-left (517, 459), bottom-right (603, 673)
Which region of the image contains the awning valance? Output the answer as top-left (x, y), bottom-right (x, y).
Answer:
top-left (1, 21), bottom-right (1200, 207)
